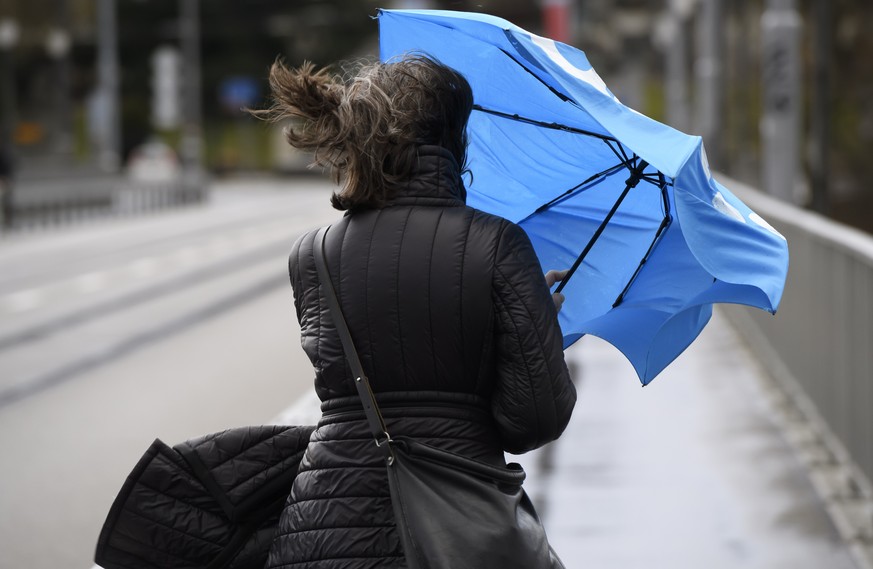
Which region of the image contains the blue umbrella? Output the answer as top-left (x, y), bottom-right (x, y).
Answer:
top-left (379, 9), bottom-right (789, 384)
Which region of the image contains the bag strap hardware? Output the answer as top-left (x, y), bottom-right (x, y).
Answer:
top-left (374, 433), bottom-right (393, 447)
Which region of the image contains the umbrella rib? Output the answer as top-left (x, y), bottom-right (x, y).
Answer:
top-left (613, 140), bottom-right (633, 167)
top-left (525, 162), bottom-right (627, 218)
top-left (472, 104), bottom-right (675, 300)
top-left (472, 104), bottom-right (635, 169)
top-left (602, 139), bottom-right (631, 167)
top-left (472, 105), bottom-right (618, 143)
top-left (612, 173), bottom-right (673, 307)
top-left (496, 47), bottom-right (574, 104)
top-left (641, 174), bottom-right (673, 187)
top-left (554, 158), bottom-right (649, 295)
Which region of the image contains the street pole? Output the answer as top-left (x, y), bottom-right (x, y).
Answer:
top-left (694, 0), bottom-right (723, 165)
top-left (761, 0), bottom-right (802, 203)
top-left (0, 18), bottom-right (20, 231)
top-left (665, 0), bottom-right (693, 133)
top-left (180, 0), bottom-right (204, 198)
top-left (611, 5), bottom-right (649, 113)
top-left (48, 0), bottom-right (74, 157)
top-left (542, 0), bottom-right (571, 44)
top-left (0, 18), bottom-right (18, 159)
top-left (809, 0), bottom-right (830, 213)
top-left (96, 0), bottom-right (121, 172)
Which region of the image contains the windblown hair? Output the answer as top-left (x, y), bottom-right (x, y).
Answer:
top-left (253, 54), bottom-right (473, 210)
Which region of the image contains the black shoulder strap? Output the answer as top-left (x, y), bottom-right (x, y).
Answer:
top-left (312, 227), bottom-right (392, 449)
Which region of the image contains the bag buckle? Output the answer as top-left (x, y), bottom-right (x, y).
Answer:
top-left (374, 431), bottom-right (393, 448)
top-left (374, 431), bottom-right (395, 464)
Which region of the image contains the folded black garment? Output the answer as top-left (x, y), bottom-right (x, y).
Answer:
top-left (95, 425), bottom-right (316, 569)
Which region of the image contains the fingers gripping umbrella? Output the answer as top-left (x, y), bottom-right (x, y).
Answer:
top-left (378, 9), bottom-right (789, 384)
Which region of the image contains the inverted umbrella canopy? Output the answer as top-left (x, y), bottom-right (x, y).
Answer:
top-left (378, 9), bottom-right (789, 384)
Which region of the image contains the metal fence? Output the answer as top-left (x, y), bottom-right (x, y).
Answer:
top-left (1, 170), bottom-right (207, 231)
top-left (720, 175), bottom-right (873, 499)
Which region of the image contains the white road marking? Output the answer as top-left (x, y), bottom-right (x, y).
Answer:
top-left (171, 246), bottom-right (199, 265)
top-left (1, 220), bottom-right (306, 318)
top-left (205, 237), bottom-right (233, 257)
top-left (128, 257), bottom-right (159, 278)
top-left (2, 289), bottom-right (43, 313)
top-left (74, 272), bottom-right (108, 294)
top-left (267, 226), bottom-right (289, 240)
top-left (241, 229), bottom-right (267, 247)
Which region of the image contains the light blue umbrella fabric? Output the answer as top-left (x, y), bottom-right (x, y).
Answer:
top-left (378, 9), bottom-right (789, 384)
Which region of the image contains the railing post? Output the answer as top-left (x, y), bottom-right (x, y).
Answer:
top-left (179, 0), bottom-right (206, 201)
top-left (694, 0), bottom-right (724, 164)
top-left (96, 0), bottom-right (122, 172)
top-left (761, 0), bottom-right (803, 203)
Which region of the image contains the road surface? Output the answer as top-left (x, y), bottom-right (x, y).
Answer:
top-left (0, 177), bottom-right (859, 569)
top-left (0, 178), bottom-right (338, 569)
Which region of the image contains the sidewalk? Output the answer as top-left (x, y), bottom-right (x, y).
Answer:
top-left (522, 310), bottom-right (857, 569)
top-left (276, 311), bottom-right (858, 569)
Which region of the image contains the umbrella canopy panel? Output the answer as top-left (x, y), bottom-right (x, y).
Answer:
top-left (379, 9), bottom-right (789, 384)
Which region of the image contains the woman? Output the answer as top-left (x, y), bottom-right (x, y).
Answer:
top-left (259, 55), bottom-right (577, 569)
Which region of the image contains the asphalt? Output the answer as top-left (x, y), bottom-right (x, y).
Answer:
top-left (277, 310), bottom-right (860, 569)
top-left (13, 178), bottom-right (851, 569)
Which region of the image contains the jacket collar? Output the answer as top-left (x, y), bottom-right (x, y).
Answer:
top-left (387, 145), bottom-right (467, 207)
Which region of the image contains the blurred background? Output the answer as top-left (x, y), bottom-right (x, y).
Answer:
top-left (1, 1), bottom-right (873, 569)
top-left (0, 0), bottom-right (870, 228)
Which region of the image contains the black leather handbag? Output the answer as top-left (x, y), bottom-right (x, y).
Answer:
top-left (313, 226), bottom-right (564, 569)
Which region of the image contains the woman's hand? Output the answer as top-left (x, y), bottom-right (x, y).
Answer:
top-left (545, 269), bottom-right (569, 312)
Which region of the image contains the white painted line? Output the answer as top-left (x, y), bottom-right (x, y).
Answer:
top-left (241, 231), bottom-right (267, 247)
top-left (171, 246), bottom-right (199, 265)
top-left (208, 236), bottom-right (232, 248)
top-left (205, 237), bottom-right (233, 258)
top-left (74, 271), bottom-right (108, 294)
top-left (128, 257), bottom-right (159, 278)
top-left (2, 289), bottom-right (43, 313)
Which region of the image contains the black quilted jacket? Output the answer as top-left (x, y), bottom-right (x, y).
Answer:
top-left (95, 425), bottom-right (316, 569)
top-left (266, 145), bottom-right (576, 569)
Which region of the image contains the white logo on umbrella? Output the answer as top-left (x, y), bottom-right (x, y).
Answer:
top-left (712, 192), bottom-right (745, 223)
top-left (529, 35), bottom-right (615, 100)
top-left (750, 212), bottom-right (787, 240)
top-left (712, 191), bottom-right (787, 240)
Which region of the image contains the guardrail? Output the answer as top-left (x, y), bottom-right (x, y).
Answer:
top-left (720, 175), bottom-right (873, 503)
top-left (1, 171), bottom-right (207, 231)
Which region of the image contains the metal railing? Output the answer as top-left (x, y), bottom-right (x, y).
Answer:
top-left (1, 170), bottom-right (207, 231)
top-left (720, 175), bottom-right (873, 499)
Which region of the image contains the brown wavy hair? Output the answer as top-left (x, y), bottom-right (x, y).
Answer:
top-left (252, 54), bottom-right (474, 210)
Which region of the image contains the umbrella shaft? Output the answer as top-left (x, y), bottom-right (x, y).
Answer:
top-left (555, 159), bottom-right (648, 295)
top-left (612, 173), bottom-right (672, 307)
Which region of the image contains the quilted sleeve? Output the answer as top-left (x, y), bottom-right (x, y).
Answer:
top-left (287, 231), bottom-right (312, 325)
top-left (491, 221), bottom-right (576, 454)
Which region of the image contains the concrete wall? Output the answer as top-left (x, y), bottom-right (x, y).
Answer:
top-left (720, 174), bottom-right (873, 500)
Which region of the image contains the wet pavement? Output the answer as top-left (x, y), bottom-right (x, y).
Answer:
top-left (6, 178), bottom-right (855, 569)
top-left (519, 310), bottom-right (858, 569)
top-left (277, 310), bottom-right (861, 569)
